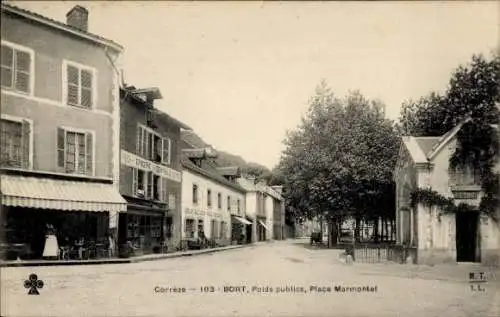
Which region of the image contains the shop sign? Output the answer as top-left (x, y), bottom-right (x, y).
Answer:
top-left (185, 208), bottom-right (205, 216)
top-left (121, 150), bottom-right (181, 183)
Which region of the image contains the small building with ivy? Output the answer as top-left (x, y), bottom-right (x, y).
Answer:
top-left (394, 118), bottom-right (499, 266)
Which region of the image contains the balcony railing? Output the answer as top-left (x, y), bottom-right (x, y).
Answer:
top-left (449, 169), bottom-right (481, 187)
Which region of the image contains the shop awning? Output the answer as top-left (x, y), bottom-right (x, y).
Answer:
top-left (258, 220), bottom-right (271, 231)
top-left (1, 175), bottom-right (127, 212)
top-left (233, 216), bottom-right (252, 225)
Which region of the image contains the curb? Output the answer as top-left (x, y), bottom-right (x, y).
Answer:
top-left (0, 244), bottom-right (251, 268)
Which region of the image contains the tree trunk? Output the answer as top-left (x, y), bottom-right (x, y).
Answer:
top-left (384, 218), bottom-right (389, 242)
top-left (373, 217), bottom-right (379, 243)
top-left (354, 216), bottom-right (361, 242)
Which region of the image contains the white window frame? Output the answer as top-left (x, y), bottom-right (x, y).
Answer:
top-left (0, 114), bottom-right (34, 169)
top-left (58, 126), bottom-right (96, 176)
top-left (62, 59), bottom-right (98, 110)
top-left (192, 183), bottom-right (199, 205)
top-left (1, 40), bottom-right (35, 96)
top-left (207, 188), bottom-right (212, 209)
top-left (137, 124), bottom-right (172, 165)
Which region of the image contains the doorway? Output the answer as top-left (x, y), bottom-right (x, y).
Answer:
top-left (455, 212), bottom-right (479, 262)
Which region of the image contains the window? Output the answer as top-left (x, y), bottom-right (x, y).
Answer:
top-left (192, 184), bottom-right (199, 204)
top-left (237, 199), bottom-right (241, 213)
top-left (207, 189), bottom-right (212, 208)
top-left (1, 42), bottom-right (33, 94)
top-left (198, 219), bottom-right (204, 236)
top-left (57, 127), bottom-right (93, 175)
top-left (227, 196), bottom-right (231, 212)
top-left (132, 170), bottom-right (164, 201)
top-left (64, 61), bottom-right (95, 108)
top-left (185, 219), bottom-right (195, 238)
top-left (152, 174), bottom-right (161, 201)
top-left (217, 193), bottom-right (222, 209)
top-left (165, 217), bottom-right (173, 238)
top-left (0, 117), bottom-right (31, 169)
top-left (136, 125), bottom-right (171, 164)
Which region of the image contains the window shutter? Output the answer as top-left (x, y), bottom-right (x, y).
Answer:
top-left (80, 69), bottom-right (92, 108)
top-left (136, 126), bottom-right (142, 154)
top-left (21, 120), bottom-right (30, 169)
top-left (85, 132), bottom-right (93, 175)
top-left (1, 45), bottom-right (14, 88)
top-left (57, 128), bottom-right (65, 168)
top-left (67, 65), bottom-right (79, 105)
top-left (15, 50), bottom-right (30, 93)
top-left (132, 168), bottom-right (137, 195)
top-left (162, 137), bottom-right (171, 165)
top-left (146, 171), bottom-right (153, 199)
top-left (162, 177), bottom-right (168, 203)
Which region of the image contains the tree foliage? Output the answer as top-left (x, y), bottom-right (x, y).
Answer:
top-left (277, 81), bottom-right (400, 222)
top-left (399, 53), bottom-right (500, 219)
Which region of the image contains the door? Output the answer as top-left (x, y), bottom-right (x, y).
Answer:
top-left (456, 212), bottom-right (479, 262)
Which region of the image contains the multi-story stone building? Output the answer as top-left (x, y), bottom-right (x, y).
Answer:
top-left (118, 85), bottom-right (188, 255)
top-left (180, 136), bottom-right (249, 247)
top-left (395, 118), bottom-right (500, 265)
top-left (0, 4), bottom-right (126, 260)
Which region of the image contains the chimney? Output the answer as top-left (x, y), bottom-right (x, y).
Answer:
top-left (66, 5), bottom-right (89, 32)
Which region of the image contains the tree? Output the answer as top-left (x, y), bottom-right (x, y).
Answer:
top-left (398, 53), bottom-right (500, 219)
top-left (399, 53), bottom-right (499, 136)
top-left (278, 81), bottom-right (400, 242)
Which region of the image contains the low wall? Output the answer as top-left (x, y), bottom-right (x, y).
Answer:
top-left (348, 244), bottom-right (417, 264)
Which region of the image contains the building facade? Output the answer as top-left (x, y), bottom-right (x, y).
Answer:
top-left (118, 86), bottom-right (187, 255)
top-left (0, 4), bottom-right (126, 260)
top-left (395, 119), bottom-right (500, 266)
top-left (180, 141), bottom-right (248, 247)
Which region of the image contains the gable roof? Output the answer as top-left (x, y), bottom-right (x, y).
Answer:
top-left (402, 117), bottom-right (474, 164)
top-left (181, 157), bottom-right (246, 193)
top-left (414, 137), bottom-right (441, 158)
top-left (181, 130), bottom-right (210, 149)
top-left (2, 3), bottom-right (123, 52)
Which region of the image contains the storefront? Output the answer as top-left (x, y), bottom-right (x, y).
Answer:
top-left (0, 173), bottom-right (126, 261)
top-left (231, 215), bottom-right (252, 244)
top-left (257, 216), bottom-right (270, 242)
top-left (117, 197), bottom-right (171, 256)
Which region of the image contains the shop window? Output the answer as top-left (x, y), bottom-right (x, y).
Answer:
top-left (185, 219), bottom-right (195, 238)
top-left (217, 192), bottom-right (222, 209)
top-left (57, 127), bottom-right (93, 175)
top-left (0, 117), bottom-right (31, 169)
top-left (166, 217), bottom-right (173, 238)
top-left (192, 184), bottom-right (199, 204)
top-left (198, 219), bottom-right (204, 236)
top-left (207, 189), bottom-right (212, 208)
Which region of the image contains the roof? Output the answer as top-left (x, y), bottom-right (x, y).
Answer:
top-left (216, 166), bottom-right (241, 177)
top-left (181, 157), bottom-right (246, 193)
top-left (402, 117), bottom-right (473, 164)
top-left (414, 137), bottom-right (441, 157)
top-left (2, 3), bottom-right (123, 52)
top-left (181, 130), bottom-right (211, 149)
top-left (131, 87), bottom-right (163, 100)
top-left (150, 108), bottom-right (192, 130)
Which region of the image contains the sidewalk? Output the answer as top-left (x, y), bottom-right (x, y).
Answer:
top-left (0, 243), bottom-right (250, 268)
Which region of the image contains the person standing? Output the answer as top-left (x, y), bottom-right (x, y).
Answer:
top-left (42, 224), bottom-right (59, 260)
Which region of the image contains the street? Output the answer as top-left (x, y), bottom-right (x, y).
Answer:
top-left (1, 239), bottom-right (499, 317)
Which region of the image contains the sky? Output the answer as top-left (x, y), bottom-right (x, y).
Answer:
top-left (10, 1), bottom-right (499, 169)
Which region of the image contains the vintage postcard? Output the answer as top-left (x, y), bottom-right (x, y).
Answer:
top-left (0, 1), bottom-right (499, 316)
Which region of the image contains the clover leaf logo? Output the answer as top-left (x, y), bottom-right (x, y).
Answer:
top-left (24, 273), bottom-right (44, 295)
